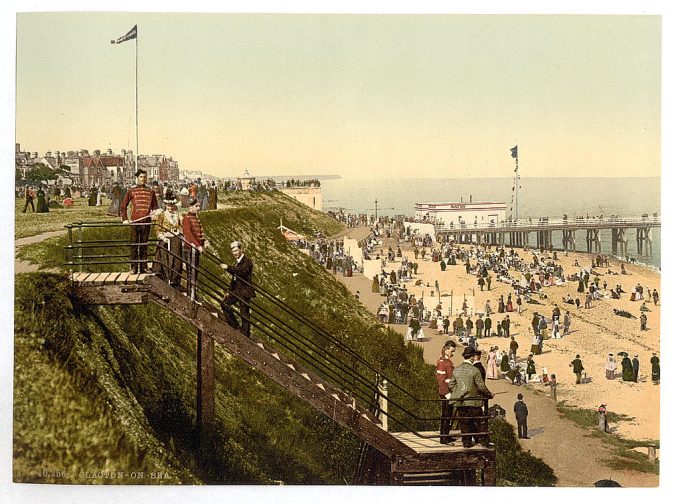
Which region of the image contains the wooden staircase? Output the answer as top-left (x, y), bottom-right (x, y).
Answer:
top-left (71, 271), bottom-right (495, 485)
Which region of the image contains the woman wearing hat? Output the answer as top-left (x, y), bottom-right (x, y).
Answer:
top-left (651, 353), bottom-right (660, 384)
top-left (152, 189), bottom-right (183, 288)
top-left (598, 404), bottom-right (609, 433)
top-left (526, 354), bottom-right (536, 382)
top-left (486, 347), bottom-right (498, 380)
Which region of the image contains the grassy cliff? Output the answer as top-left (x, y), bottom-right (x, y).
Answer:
top-left (14, 190), bottom-right (556, 485)
top-left (13, 191), bottom-right (435, 484)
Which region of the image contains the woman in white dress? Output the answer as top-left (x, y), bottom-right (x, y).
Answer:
top-left (487, 347), bottom-right (498, 379)
top-left (605, 353), bottom-right (617, 380)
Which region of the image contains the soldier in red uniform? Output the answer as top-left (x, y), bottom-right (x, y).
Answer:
top-left (182, 197), bottom-right (209, 298)
top-left (436, 344), bottom-right (455, 444)
top-left (120, 169), bottom-right (159, 273)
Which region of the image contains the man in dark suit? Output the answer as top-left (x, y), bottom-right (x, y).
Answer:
top-left (514, 393), bottom-right (529, 439)
top-left (220, 241), bottom-right (256, 337)
top-left (473, 350), bottom-right (486, 381)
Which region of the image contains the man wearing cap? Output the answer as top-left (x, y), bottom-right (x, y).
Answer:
top-left (632, 354), bottom-right (640, 382)
top-left (473, 350), bottom-right (486, 381)
top-left (120, 169), bottom-right (159, 274)
top-left (220, 241), bottom-right (256, 338)
top-left (514, 393), bottom-right (529, 439)
top-left (598, 404), bottom-right (609, 432)
top-left (449, 346), bottom-right (494, 448)
top-left (182, 197), bottom-right (208, 298)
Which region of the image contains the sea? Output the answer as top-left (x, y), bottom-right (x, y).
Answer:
top-left (321, 177), bottom-right (661, 269)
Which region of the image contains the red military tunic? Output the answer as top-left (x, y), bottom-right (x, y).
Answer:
top-left (436, 356), bottom-right (454, 396)
top-left (182, 213), bottom-right (205, 249)
top-left (119, 185), bottom-right (158, 222)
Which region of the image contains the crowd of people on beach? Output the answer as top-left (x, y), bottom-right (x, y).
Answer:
top-left (359, 223), bottom-right (661, 445)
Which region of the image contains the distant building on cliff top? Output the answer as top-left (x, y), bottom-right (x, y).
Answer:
top-left (280, 185), bottom-right (323, 211)
top-left (414, 200), bottom-right (507, 227)
top-left (237, 169), bottom-right (256, 191)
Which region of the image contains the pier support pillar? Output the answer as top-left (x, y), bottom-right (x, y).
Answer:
top-left (612, 228), bottom-right (627, 257)
top-left (586, 229), bottom-right (602, 253)
top-left (636, 227), bottom-right (652, 257)
top-left (562, 229), bottom-right (576, 252)
top-left (537, 230), bottom-right (552, 250)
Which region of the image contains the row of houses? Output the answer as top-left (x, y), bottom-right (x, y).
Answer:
top-left (15, 144), bottom-right (180, 187)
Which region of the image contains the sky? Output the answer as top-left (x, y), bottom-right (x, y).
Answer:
top-left (14, 11), bottom-right (661, 180)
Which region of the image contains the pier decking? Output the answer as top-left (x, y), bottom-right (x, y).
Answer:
top-left (434, 216), bottom-right (659, 256)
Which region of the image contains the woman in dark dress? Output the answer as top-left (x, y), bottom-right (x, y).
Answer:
top-left (526, 354), bottom-right (536, 381)
top-left (577, 278), bottom-right (585, 293)
top-left (651, 353), bottom-right (660, 383)
top-left (36, 186), bottom-right (49, 213)
top-left (500, 351), bottom-right (510, 373)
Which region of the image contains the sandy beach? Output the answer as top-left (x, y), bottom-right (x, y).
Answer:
top-left (343, 231), bottom-right (660, 442)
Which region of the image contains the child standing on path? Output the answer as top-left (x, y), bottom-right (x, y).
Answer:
top-left (548, 374), bottom-right (557, 401)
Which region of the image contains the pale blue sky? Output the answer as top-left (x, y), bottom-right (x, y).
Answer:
top-left (16, 13), bottom-right (660, 179)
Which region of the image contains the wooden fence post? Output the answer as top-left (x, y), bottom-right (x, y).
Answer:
top-left (379, 379), bottom-right (388, 431)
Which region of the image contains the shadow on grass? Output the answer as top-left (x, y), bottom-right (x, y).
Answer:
top-left (556, 402), bottom-right (659, 475)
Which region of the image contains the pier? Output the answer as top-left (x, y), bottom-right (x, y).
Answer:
top-left (434, 216), bottom-right (660, 258)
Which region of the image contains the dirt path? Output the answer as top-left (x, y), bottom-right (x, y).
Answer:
top-left (14, 229), bottom-right (66, 274)
top-left (335, 230), bottom-right (658, 487)
top-left (329, 225), bottom-right (373, 241)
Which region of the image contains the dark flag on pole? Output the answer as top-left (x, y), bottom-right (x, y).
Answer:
top-left (510, 145), bottom-right (518, 159)
top-left (111, 25), bottom-right (137, 44)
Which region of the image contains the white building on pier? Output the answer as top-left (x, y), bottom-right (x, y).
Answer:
top-left (414, 201), bottom-right (507, 228)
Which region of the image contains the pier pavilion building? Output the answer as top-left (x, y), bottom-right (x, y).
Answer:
top-left (415, 201), bottom-right (507, 228)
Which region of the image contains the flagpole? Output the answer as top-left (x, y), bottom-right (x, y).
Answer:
top-left (514, 149), bottom-right (519, 222)
top-left (135, 30), bottom-right (139, 170)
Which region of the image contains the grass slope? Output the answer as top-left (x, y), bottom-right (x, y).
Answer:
top-left (14, 190), bottom-right (555, 485)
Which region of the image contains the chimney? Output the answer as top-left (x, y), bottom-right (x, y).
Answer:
top-left (107, 149), bottom-right (113, 155)
top-left (94, 149), bottom-right (101, 156)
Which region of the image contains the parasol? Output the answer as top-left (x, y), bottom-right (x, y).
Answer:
top-left (617, 351), bottom-right (629, 357)
top-left (593, 479), bottom-right (622, 487)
